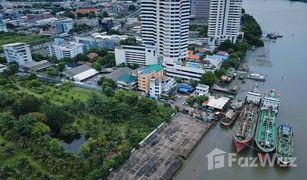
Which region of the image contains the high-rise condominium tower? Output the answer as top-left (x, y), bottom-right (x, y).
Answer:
top-left (208, 0), bottom-right (242, 45)
top-left (190, 0), bottom-right (210, 21)
top-left (141, 0), bottom-right (190, 64)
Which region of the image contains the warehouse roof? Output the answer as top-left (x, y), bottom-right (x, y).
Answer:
top-left (63, 64), bottom-right (93, 77)
top-left (203, 96), bottom-right (230, 110)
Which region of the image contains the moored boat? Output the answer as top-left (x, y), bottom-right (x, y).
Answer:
top-left (266, 32), bottom-right (283, 39)
top-left (276, 124), bottom-right (294, 167)
top-left (220, 109), bottom-right (239, 128)
top-left (255, 89), bottom-right (280, 153)
top-left (233, 86), bottom-right (261, 152)
top-left (246, 73), bottom-right (267, 81)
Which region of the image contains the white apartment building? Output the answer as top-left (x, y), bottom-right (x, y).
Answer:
top-left (49, 42), bottom-right (84, 60)
top-left (0, 14), bottom-right (8, 32)
top-left (3, 43), bottom-right (33, 66)
top-left (141, 0), bottom-right (190, 64)
top-left (141, 0), bottom-right (205, 81)
top-left (149, 77), bottom-right (177, 99)
top-left (203, 56), bottom-right (223, 72)
top-left (115, 45), bottom-right (158, 66)
top-left (196, 84), bottom-right (210, 96)
top-left (55, 18), bottom-right (74, 34)
top-left (165, 62), bottom-right (206, 81)
top-left (208, 0), bottom-right (242, 45)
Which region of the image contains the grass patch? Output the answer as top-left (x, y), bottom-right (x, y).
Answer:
top-left (0, 32), bottom-right (51, 51)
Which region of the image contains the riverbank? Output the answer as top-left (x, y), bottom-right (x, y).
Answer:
top-left (174, 0), bottom-right (307, 179)
top-left (108, 113), bottom-right (216, 180)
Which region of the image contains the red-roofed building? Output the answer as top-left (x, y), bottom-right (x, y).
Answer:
top-left (186, 54), bottom-right (200, 61)
top-left (187, 50), bottom-right (194, 55)
top-left (75, 8), bottom-right (98, 15)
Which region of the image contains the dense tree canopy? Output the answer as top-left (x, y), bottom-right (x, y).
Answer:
top-left (200, 72), bottom-right (217, 87)
top-left (0, 74), bottom-right (174, 179)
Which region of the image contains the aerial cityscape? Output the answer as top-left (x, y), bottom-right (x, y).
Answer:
top-left (0, 0), bottom-right (306, 179)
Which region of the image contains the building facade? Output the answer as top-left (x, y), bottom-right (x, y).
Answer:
top-left (137, 64), bottom-right (163, 93)
top-left (0, 14), bottom-right (8, 32)
top-left (141, 0), bottom-right (190, 64)
top-left (190, 0), bottom-right (210, 21)
top-left (55, 18), bottom-right (74, 34)
top-left (115, 45), bottom-right (158, 66)
top-left (149, 77), bottom-right (177, 99)
top-left (3, 43), bottom-right (33, 65)
top-left (116, 73), bottom-right (137, 90)
top-left (49, 41), bottom-right (84, 60)
top-left (208, 0), bottom-right (242, 45)
top-left (196, 84), bottom-right (210, 96)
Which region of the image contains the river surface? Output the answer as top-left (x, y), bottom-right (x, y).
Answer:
top-left (175, 0), bottom-right (307, 180)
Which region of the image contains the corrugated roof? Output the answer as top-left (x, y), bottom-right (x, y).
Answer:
top-left (64, 64), bottom-right (93, 77)
top-left (73, 69), bottom-right (98, 81)
top-left (22, 60), bottom-right (52, 71)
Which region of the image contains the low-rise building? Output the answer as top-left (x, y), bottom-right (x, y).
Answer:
top-left (137, 64), bottom-right (163, 93)
top-left (177, 83), bottom-right (194, 94)
top-left (0, 14), bottom-right (8, 32)
top-left (3, 43), bottom-right (33, 66)
top-left (202, 96), bottom-right (230, 111)
top-left (75, 8), bottom-right (98, 15)
top-left (75, 34), bottom-right (120, 50)
top-left (101, 67), bottom-right (135, 81)
top-left (115, 45), bottom-right (158, 66)
top-left (116, 73), bottom-right (137, 90)
top-left (55, 18), bottom-right (73, 34)
top-left (196, 84), bottom-right (210, 96)
top-left (63, 64), bottom-right (98, 82)
top-left (49, 41), bottom-right (84, 60)
top-left (74, 36), bottom-right (97, 51)
top-left (165, 62), bottom-right (206, 81)
top-left (22, 60), bottom-right (52, 72)
top-left (75, 17), bottom-right (99, 27)
top-left (203, 56), bottom-right (223, 72)
top-left (149, 77), bottom-right (177, 99)
top-left (0, 64), bottom-right (7, 73)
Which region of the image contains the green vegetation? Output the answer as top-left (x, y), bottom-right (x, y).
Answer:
top-left (214, 68), bottom-right (227, 79)
top-left (189, 24), bottom-right (208, 37)
top-left (0, 73), bottom-right (174, 179)
top-left (186, 95), bottom-right (208, 107)
top-left (241, 14), bottom-right (264, 47)
top-left (217, 13), bottom-right (263, 70)
top-left (200, 72), bottom-right (217, 87)
top-left (32, 53), bottom-right (46, 62)
top-left (128, 4), bottom-right (136, 11)
top-left (87, 49), bottom-right (116, 70)
top-left (69, 24), bottom-right (91, 34)
top-left (63, 11), bottom-right (75, 19)
top-left (77, 11), bottom-right (97, 19)
top-left (0, 32), bottom-right (51, 52)
top-left (120, 37), bottom-right (137, 46)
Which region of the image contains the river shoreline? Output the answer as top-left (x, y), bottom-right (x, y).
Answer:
top-left (108, 113), bottom-right (216, 180)
top-left (174, 0), bottom-right (307, 179)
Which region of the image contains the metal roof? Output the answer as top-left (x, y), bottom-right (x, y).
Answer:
top-left (63, 64), bottom-right (93, 77)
